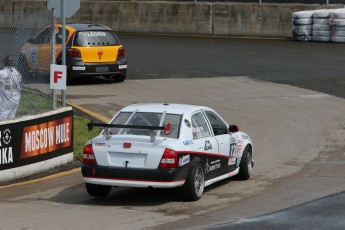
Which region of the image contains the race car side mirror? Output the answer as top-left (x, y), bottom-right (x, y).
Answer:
top-left (229, 125), bottom-right (239, 133)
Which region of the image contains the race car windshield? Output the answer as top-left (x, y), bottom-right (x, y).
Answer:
top-left (108, 112), bottom-right (181, 139)
top-left (74, 31), bottom-right (119, 46)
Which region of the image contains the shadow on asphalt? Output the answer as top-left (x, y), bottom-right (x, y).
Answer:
top-left (48, 177), bottom-right (236, 207)
top-left (208, 191), bottom-right (345, 230)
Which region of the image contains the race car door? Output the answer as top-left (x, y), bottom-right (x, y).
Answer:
top-left (27, 27), bottom-right (52, 70)
top-left (190, 111), bottom-right (221, 179)
top-left (203, 110), bottom-right (237, 173)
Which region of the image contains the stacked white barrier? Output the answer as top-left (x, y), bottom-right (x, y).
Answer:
top-left (292, 10), bottom-right (314, 41)
top-left (312, 10), bottom-right (331, 42)
top-left (293, 9), bottom-right (345, 43)
top-left (330, 9), bottom-right (345, 43)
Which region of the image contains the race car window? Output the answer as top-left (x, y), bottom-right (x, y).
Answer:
top-left (73, 31), bottom-right (120, 46)
top-left (33, 27), bottom-right (52, 44)
top-left (109, 112), bottom-right (181, 139)
top-left (161, 114), bottom-right (182, 138)
top-left (55, 28), bottom-right (70, 44)
top-left (204, 111), bottom-right (228, 136)
top-left (191, 112), bottom-right (211, 140)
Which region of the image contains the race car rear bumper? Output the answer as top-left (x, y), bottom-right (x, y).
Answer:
top-left (82, 164), bottom-right (188, 188)
top-left (67, 60), bottom-right (127, 77)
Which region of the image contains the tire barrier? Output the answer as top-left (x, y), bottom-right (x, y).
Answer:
top-left (312, 18), bottom-right (330, 25)
top-left (312, 10), bottom-right (331, 42)
top-left (330, 9), bottom-right (345, 43)
top-left (292, 9), bottom-right (345, 43)
top-left (292, 11), bottom-right (313, 41)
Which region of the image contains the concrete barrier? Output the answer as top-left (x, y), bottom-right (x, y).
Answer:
top-left (3, 1), bottom-right (344, 37)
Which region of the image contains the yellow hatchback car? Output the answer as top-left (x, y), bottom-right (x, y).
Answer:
top-left (19, 23), bottom-right (127, 84)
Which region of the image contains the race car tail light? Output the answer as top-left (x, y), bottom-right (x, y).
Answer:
top-left (83, 144), bottom-right (97, 165)
top-left (117, 47), bottom-right (125, 57)
top-left (68, 48), bottom-right (81, 57)
top-left (159, 148), bottom-right (178, 168)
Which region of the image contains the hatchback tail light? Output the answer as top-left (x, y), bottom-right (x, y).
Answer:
top-left (159, 148), bottom-right (178, 168)
top-left (68, 48), bottom-right (81, 57)
top-left (117, 47), bottom-right (125, 57)
top-left (83, 144), bottom-right (97, 165)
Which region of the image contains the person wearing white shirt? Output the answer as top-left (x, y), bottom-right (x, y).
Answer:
top-left (0, 55), bottom-right (22, 120)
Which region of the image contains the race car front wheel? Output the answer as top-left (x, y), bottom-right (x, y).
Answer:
top-left (180, 162), bottom-right (205, 201)
top-left (85, 183), bottom-right (111, 197)
top-left (237, 146), bottom-right (252, 180)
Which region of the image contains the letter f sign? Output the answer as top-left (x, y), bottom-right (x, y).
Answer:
top-left (50, 64), bottom-right (67, 90)
top-left (54, 71), bottom-right (63, 83)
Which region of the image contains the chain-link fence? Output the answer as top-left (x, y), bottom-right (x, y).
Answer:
top-left (179, 0), bottom-right (344, 3)
top-left (0, 9), bottom-right (54, 121)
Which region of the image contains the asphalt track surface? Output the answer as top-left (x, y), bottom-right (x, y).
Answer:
top-left (1, 34), bottom-right (345, 229)
top-left (71, 34), bottom-right (345, 229)
top-left (118, 34), bottom-right (345, 99)
top-left (209, 191), bottom-right (345, 230)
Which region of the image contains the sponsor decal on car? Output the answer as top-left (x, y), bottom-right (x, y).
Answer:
top-left (87, 31), bottom-right (106, 37)
top-left (192, 126), bottom-right (209, 138)
top-left (183, 140), bottom-right (193, 146)
top-left (28, 45), bottom-right (39, 66)
top-left (228, 137), bottom-right (238, 166)
top-left (178, 154), bottom-right (190, 167)
top-left (98, 48), bottom-right (103, 60)
top-left (205, 159), bottom-right (221, 174)
top-left (204, 140), bottom-right (212, 150)
top-left (184, 119), bottom-right (191, 127)
top-left (237, 140), bottom-right (243, 151)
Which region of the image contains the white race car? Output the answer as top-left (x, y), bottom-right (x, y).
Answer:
top-left (82, 103), bottom-right (253, 201)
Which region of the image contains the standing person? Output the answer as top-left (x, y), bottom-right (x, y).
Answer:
top-left (0, 55), bottom-right (22, 120)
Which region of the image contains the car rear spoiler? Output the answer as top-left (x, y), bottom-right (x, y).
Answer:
top-left (87, 120), bottom-right (171, 142)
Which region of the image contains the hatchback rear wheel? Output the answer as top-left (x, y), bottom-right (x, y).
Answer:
top-left (111, 72), bottom-right (126, 83)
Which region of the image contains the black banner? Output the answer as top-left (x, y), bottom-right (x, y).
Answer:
top-left (0, 109), bottom-right (73, 171)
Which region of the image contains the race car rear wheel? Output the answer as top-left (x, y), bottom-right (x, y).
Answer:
top-left (66, 73), bottom-right (74, 85)
top-left (181, 162), bottom-right (205, 201)
top-left (237, 146), bottom-right (252, 180)
top-left (85, 183), bottom-right (111, 197)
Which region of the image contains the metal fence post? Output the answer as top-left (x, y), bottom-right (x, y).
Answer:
top-left (258, 0), bottom-right (262, 21)
top-left (61, 0), bottom-right (66, 107)
top-left (51, 9), bottom-right (56, 110)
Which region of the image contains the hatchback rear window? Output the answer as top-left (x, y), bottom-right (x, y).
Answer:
top-left (73, 31), bottom-right (119, 46)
